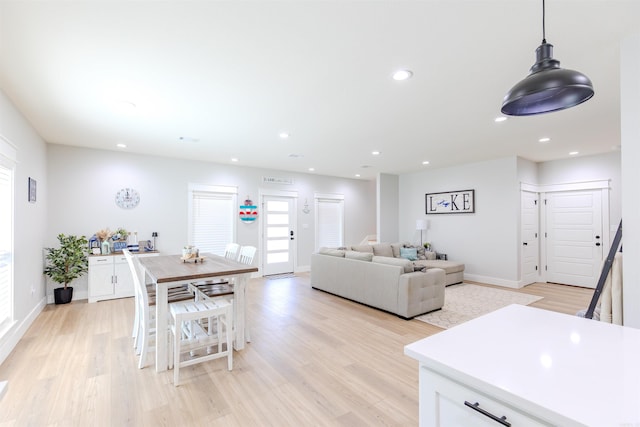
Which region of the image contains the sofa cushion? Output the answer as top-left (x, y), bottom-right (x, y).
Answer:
top-left (400, 247), bottom-right (418, 261)
top-left (390, 242), bottom-right (404, 258)
top-left (372, 255), bottom-right (414, 273)
top-left (425, 251), bottom-right (436, 260)
top-left (319, 247), bottom-right (346, 257)
top-left (350, 244), bottom-right (374, 254)
top-left (372, 243), bottom-right (393, 258)
top-left (414, 260), bottom-right (465, 274)
top-left (345, 250), bottom-right (373, 261)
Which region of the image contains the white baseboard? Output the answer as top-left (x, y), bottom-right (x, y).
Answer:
top-left (464, 274), bottom-right (523, 289)
top-left (0, 297), bottom-right (46, 366)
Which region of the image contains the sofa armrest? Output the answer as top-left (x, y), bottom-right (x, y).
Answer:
top-left (396, 268), bottom-right (446, 318)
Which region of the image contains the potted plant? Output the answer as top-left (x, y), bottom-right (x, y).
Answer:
top-left (44, 234), bottom-right (89, 304)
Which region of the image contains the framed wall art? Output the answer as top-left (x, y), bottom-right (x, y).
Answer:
top-left (426, 189), bottom-right (474, 214)
top-left (28, 177), bottom-right (36, 203)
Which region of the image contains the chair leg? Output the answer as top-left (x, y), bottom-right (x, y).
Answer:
top-left (174, 315), bottom-right (182, 386)
top-left (226, 311), bottom-right (233, 371)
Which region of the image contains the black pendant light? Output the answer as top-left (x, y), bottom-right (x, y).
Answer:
top-left (501, 0), bottom-right (594, 116)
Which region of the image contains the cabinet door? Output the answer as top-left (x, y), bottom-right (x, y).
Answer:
top-left (113, 255), bottom-right (134, 297)
top-left (88, 257), bottom-right (114, 301)
top-left (420, 368), bottom-right (550, 427)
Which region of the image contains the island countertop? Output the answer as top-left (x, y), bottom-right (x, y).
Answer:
top-left (405, 304), bottom-right (640, 426)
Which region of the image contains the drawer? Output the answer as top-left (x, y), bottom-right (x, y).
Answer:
top-left (420, 368), bottom-right (551, 427)
top-left (89, 256), bottom-right (112, 266)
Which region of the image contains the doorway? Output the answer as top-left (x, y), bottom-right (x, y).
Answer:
top-left (261, 194), bottom-right (296, 276)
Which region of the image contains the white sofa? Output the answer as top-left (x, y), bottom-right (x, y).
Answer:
top-left (310, 250), bottom-right (446, 319)
top-left (349, 242), bottom-right (465, 286)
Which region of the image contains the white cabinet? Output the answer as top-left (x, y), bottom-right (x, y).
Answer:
top-left (405, 304), bottom-right (640, 427)
top-left (88, 253), bottom-right (157, 303)
top-left (420, 368), bottom-right (549, 426)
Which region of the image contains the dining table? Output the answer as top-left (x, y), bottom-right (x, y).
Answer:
top-left (137, 253), bottom-right (258, 373)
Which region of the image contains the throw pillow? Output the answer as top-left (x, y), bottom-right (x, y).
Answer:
top-left (400, 247), bottom-right (418, 261)
top-left (350, 244), bottom-right (374, 254)
top-left (345, 251), bottom-right (374, 262)
top-left (372, 243), bottom-right (393, 258)
top-left (390, 242), bottom-right (404, 258)
top-left (425, 251), bottom-right (436, 260)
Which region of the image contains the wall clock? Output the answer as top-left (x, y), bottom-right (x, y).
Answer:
top-left (115, 187), bottom-right (140, 209)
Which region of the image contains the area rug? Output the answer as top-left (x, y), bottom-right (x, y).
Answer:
top-left (415, 283), bottom-right (543, 329)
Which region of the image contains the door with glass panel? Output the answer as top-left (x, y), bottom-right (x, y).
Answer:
top-left (262, 196), bottom-right (295, 276)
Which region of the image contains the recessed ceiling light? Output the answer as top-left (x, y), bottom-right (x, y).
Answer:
top-left (422, 161), bottom-right (430, 165)
top-left (288, 153), bottom-right (304, 158)
top-left (392, 69), bottom-right (413, 81)
top-left (116, 143), bottom-right (127, 148)
top-left (494, 116), bottom-right (507, 123)
top-left (279, 132), bottom-right (290, 139)
top-left (569, 151), bottom-right (579, 156)
top-left (372, 151), bottom-right (381, 155)
top-left (539, 137), bottom-right (551, 143)
top-left (308, 167), bottom-right (315, 172)
top-left (355, 174), bottom-right (361, 178)
top-left (231, 157), bottom-right (238, 162)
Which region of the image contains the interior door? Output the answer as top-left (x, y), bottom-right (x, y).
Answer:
top-left (262, 196), bottom-right (295, 276)
top-left (521, 191), bottom-right (539, 286)
top-left (545, 190), bottom-right (603, 288)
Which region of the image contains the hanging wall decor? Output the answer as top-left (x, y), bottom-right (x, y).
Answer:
top-left (239, 197), bottom-right (258, 222)
top-left (426, 189), bottom-right (475, 214)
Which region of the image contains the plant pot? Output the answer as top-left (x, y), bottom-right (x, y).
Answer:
top-left (53, 287), bottom-right (73, 304)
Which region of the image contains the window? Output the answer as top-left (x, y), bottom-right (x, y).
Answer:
top-left (0, 138), bottom-right (15, 336)
top-left (188, 184), bottom-right (237, 256)
top-left (315, 193), bottom-right (344, 250)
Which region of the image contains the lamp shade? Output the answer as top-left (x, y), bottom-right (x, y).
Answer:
top-left (416, 219), bottom-right (427, 230)
top-left (501, 42), bottom-right (594, 116)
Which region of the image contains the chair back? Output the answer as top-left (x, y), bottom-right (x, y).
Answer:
top-left (237, 245), bottom-right (257, 266)
top-left (224, 243), bottom-right (240, 261)
top-left (123, 248), bottom-right (151, 315)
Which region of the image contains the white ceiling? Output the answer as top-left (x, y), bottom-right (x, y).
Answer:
top-left (1, 1), bottom-right (638, 180)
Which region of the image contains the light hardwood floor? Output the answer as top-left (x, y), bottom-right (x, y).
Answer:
top-left (0, 275), bottom-right (593, 426)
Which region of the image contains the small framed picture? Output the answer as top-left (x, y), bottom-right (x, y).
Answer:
top-left (28, 177), bottom-right (36, 203)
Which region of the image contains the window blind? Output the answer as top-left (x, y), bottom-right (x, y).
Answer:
top-left (316, 198), bottom-right (344, 249)
top-left (189, 187), bottom-right (236, 256)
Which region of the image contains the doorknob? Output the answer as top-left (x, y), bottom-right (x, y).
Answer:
top-left (290, 230), bottom-right (294, 240)
top-left (595, 242), bottom-right (601, 246)
top-left (595, 235), bottom-right (601, 239)
top-left (522, 242), bottom-right (528, 246)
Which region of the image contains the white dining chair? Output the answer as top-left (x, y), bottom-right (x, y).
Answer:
top-left (123, 249), bottom-right (194, 369)
top-left (237, 245), bottom-right (257, 266)
top-left (169, 299), bottom-right (233, 386)
top-left (224, 242), bottom-right (240, 261)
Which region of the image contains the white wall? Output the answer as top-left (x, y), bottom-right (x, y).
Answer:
top-left (377, 173), bottom-right (399, 243)
top-left (400, 156), bottom-right (521, 287)
top-left (621, 34), bottom-right (640, 328)
top-left (0, 90), bottom-right (48, 364)
top-left (46, 144), bottom-right (376, 299)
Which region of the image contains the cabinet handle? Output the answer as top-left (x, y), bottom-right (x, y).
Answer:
top-left (464, 401), bottom-right (511, 427)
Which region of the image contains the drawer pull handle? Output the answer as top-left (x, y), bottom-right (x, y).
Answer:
top-left (464, 401), bottom-right (511, 427)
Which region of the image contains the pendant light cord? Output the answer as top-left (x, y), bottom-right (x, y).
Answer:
top-left (542, 0), bottom-right (546, 43)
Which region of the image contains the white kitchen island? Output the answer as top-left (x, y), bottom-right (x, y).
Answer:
top-left (405, 304), bottom-right (640, 426)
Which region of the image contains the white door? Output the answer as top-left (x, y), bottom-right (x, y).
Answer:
top-left (545, 190), bottom-right (603, 288)
top-left (521, 191), bottom-right (539, 286)
top-left (262, 196), bottom-right (295, 276)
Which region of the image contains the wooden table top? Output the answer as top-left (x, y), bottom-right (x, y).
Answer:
top-left (138, 253), bottom-right (258, 283)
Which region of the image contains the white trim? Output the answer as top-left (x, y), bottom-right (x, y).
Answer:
top-left (314, 192), bottom-right (344, 200)
top-left (259, 188), bottom-right (298, 198)
top-left (521, 180), bottom-right (610, 193)
top-left (0, 297), bottom-right (46, 366)
top-left (188, 183), bottom-right (237, 194)
top-left (0, 134), bottom-right (17, 163)
top-left (464, 274), bottom-right (523, 289)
